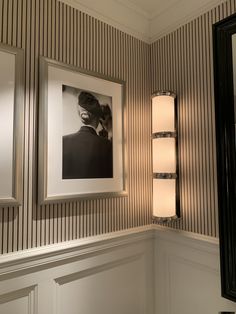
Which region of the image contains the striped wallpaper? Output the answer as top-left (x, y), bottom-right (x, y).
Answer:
top-left (0, 0), bottom-right (152, 254)
top-left (0, 0), bottom-right (235, 254)
top-left (151, 0), bottom-right (236, 237)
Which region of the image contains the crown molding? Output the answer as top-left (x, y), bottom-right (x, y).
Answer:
top-left (60, 0), bottom-right (226, 43)
top-left (59, 0), bottom-right (150, 43)
top-left (149, 0), bottom-right (225, 42)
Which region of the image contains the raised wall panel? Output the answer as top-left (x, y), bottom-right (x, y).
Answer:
top-left (0, 286), bottom-right (36, 314)
top-left (0, 229), bottom-right (154, 314)
top-left (55, 255), bottom-right (147, 314)
top-left (1, 227), bottom-right (236, 314)
top-left (169, 257), bottom-right (224, 314)
top-left (154, 226), bottom-right (236, 314)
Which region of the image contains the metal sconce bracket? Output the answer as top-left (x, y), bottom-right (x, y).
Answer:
top-left (152, 131), bottom-right (177, 139)
top-left (153, 173), bottom-right (177, 179)
top-left (152, 91), bottom-right (176, 98)
top-left (152, 215), bottom-right (179, 224)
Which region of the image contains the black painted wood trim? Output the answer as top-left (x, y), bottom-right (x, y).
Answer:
top-left (213, 12), bottom-right (236, 302)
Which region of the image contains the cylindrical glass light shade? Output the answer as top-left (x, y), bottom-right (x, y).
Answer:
top-left (152, 138), bottom-right (176, 173)
top-left (152, 91), bottom-right (179, 221)
top-left (152, 94), bottom-right (175, 133)
top-left (153, 179), bottom-right (176, 218)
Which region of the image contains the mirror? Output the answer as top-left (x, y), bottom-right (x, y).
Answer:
top-left (213, 13), bottom-right (236, 302)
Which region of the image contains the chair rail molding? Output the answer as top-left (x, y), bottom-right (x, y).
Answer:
top-left (0, 225), bottom-right (154, 277)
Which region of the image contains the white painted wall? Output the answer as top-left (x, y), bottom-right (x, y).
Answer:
top-left (1, 226), bottom-right (236, 314)
top-left (0, 227), bottom-right (154, 314)
top-left (154, 226), bottom-right (236, 314)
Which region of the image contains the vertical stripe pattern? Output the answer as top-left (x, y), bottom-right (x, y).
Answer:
top-left (151, 0), bottom-right (236, 237)
top-left (0, 0), bottom-right (235, 254)
top-left (0, 0), bottom-right (152, 254)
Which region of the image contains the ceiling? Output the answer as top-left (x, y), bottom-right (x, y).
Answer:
top-left (60, 0), bottom-right (224, 43)
top-left (116, 0), bottom-right (182, 19)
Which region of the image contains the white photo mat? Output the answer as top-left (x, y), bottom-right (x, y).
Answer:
top-left (38, 58), bottom-right (126, 204)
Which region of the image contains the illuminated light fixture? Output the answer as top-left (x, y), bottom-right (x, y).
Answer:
top-left (152, 91), bottom-right (180, 222)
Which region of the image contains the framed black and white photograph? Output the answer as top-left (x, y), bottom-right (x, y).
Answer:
top-left (38, 57), bottom-right (126, 204)
top-left (0, 43), bottom-right (24, 206)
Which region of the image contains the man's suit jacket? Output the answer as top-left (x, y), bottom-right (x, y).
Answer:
top-left (63, 126), bottom-right (113, 179)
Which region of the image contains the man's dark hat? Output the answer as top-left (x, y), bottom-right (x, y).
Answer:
top-left (79, 91), bottom-right (104, 118)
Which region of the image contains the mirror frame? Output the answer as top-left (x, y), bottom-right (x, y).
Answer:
top-left (213, 13), bottom-right (236, 302)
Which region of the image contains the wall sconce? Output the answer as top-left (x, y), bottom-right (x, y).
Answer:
top-left (152, 91), bottom-right (180, 222)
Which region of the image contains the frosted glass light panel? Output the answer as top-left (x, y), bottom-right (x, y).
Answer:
top-left (153, 179), bottom-right (176, 218)
top-left (152, 94), bottom-right (175, 133)
top-left (152, 137), bottom-right (176, 173)
top-left (151, 91), bottom-right (179, 221)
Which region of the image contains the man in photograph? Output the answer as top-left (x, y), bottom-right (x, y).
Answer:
top-left (62, 91), bottom-right (113, 179)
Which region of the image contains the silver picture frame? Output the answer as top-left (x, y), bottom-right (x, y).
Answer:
top-left (0, 43), bottom-right (24, 206)
top-left (38, 57), bottom-right (127, 204)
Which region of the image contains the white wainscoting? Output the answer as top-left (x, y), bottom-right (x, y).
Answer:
top-left (0, 226), bottom-right (154, 314)
top-left (1, 225), bottom-right (236, 314)
top-left (154, 226), bottom-right (236, 314)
